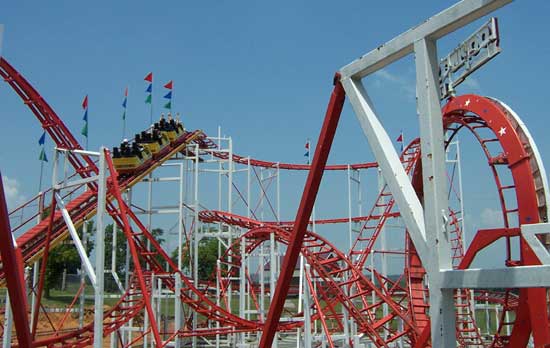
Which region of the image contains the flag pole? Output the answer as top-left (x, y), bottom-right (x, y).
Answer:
top-left (38, 156), bottom-right (44, 193)
top-left (123, 87), bottom-right (128, 139)
top-left (308, 139), bottom-right (311, 165)
top-left (150, 88), bottom-right (153, 126)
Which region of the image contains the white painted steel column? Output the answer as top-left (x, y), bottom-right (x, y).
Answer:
top-left (377, 168), bottom-right (389, 322)
top-left (174, 163), bottom-right (184, 348)
top-left (259, 168), bottom-right (265, 324)
top-left (239, 235), bottom-right (246, 345)
top-left (347, 165), bottom-right (352, 249)
top-left (270, 231), bottom-right (278, 347)
top-left (216, 136), bottom-right (223, 348)
top-left (303, 265), bottom-right (312, 348)
top-left (94, 148), bottom-right (107, 348)
top-left (2, 294), bottom-right (12, 348)
top-left (124, 190), bottom-right (133, 346)
top-left (414, 37), bottom-right (455, 347)
top-left (110, 221), bottom-right (117, 348)
top-left (31, 261), bottom-right (39, 329)
top-left (79, 222), bottom-right (88, 328)
top-left (31, 195), bottom-right (43, 331)
top-left (192, 144), bottom-right (199, 348)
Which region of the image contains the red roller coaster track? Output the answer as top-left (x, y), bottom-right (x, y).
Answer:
top-left (0, 54), bottom-right (549, 348)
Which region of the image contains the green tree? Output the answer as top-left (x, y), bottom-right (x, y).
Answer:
top-left (173, 236), bottom-right (225, 281)
top-left (44, 220), bottom-right (94, 298)
top-left (103, 225), bottom-right (166, 291)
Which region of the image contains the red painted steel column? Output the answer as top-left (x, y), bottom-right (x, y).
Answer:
top-left (259, 74), bottom-right (346, 348)
top-left (0, 173), bottom-right (33, 348)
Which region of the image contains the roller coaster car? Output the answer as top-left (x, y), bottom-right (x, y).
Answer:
top-left (157, 118), bottom-right (185, 142)
top-left (112, 141), bottom-right (152, 174)
top-left (136, 129), bottom-right (169, 156)
top-left (111, 117), bottom-right (186, 175)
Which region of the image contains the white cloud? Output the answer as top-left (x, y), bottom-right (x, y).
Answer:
top-left (373, 69), bottom-right (416, 100)
top-left (479, 207), bottom-right (503, 228)
top-left (2, 176), bottom-right (26, 210)
top-left (461, 76), bottom-right (481, 91)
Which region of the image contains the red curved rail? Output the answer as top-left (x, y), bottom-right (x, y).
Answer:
top-left (1, 53), bottom-right (549, 348)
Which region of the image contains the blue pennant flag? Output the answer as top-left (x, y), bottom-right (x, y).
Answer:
top-left (38, 132), bottom-right (46, 145)
top-left (122, 98), bottom-right (127, 108)
top-left (304, 151), bottom-right (309, 157)
top-left (82, 110), bottom-right (88, 121)
top-left (163, 91), bottom-right (172, 99)
top-left (146, 84), bottom-right (152, 93)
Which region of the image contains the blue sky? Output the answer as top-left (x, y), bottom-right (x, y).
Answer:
top-left (1, 1), bottom-right (549, 268)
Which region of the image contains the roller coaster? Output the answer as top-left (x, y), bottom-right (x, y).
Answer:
top-left (1, 1), bottom-right (550, 347)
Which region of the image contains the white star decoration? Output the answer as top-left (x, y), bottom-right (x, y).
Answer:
top-left (465, 99), bottom-right (471, 106)
top-left (498, 127), bottom-right (506, 136)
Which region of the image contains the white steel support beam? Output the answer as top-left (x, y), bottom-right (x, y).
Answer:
top-left (414, 37), bottom-right (456, 348)
top-left (53, 175), bottom-right (98, 190)
top-left (93, 148), bottom-right (107, 348)
top-left (341, 77), bottom-right (429, 261)
top-left (441, 266), bottom-right (550, 288)
top-left (339, 0), bottom-right (511, 79)
top-left (174, 163), bottom-right (184, 348)
top-left (2, 294), bottom-right (12, 348)
top-left (55, 192), bottom-right (97, 287)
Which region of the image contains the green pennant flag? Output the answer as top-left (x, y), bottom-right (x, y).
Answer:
top-left (163, 101), bottom-right (171, 110)
top-left (145, 94), bottom-right (152, 104)
top-left (81, 122), bottom-right (88, 137)
top-left (39, 147), bottom-right (48, 162)
top-left (122, 110), bottom-right (126, 120)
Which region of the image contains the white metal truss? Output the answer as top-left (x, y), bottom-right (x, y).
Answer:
top-left (336, 0), bottom-right (550, 346)
top-left (50, 147), bottom-right (107, 348)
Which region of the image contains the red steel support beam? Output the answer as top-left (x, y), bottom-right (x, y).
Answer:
top-left (259, 74), bottom-right (346, 348)
top-left (103, 149), bottom-right (164, 348)
top-left (0, 173), bottom-right (33, 348)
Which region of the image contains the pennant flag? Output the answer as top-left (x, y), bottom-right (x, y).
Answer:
top-left (81, 122), bottom-right (88, 137)
top-left (82, 95), bottom-right (88, 110)
top-left (163, 91), bottom-right (172, 99)
top-left (38, 132), bottom-right (46, 146)
top-left (145, 94), bottom-right (152, 104)
top-left (122, 110), bottom-right (126, 120)
top-left (122, 87), bottom-right (128, 108)
top-left (164, 101), bottom-right (172, 110)
top-left (146, 84), bottom-right (152, 93)
top-left (164, 80), bottom-right (173, 90)
top-left (305, 141), bottom-right (309, 150)
top-left (82, 109), bottom-right (88, 122)
top-left (144, 72), bottom-right (153, 82)
top-left (304, 151), bottom-right (309, 157)
top-left (39, 148), bottom-right (48, 162)
top-left (396, 131), bottom-right (404, 152)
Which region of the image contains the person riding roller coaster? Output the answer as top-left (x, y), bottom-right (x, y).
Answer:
top-left (112, 112), bottom-right (186, 173)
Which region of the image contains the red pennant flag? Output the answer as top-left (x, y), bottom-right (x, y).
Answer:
top-left (164, 80), bottom-right (173, 90)
top-left (144, 72), bottom-right (153, 82)
top-left (82, 95), bottom-right (88, 110)
top-left (305, 141), bottom-right (309, 149)
top-left (396, 133), bottom-right (403, 142)
top-left (124, 87), bottom-right (128, 97)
